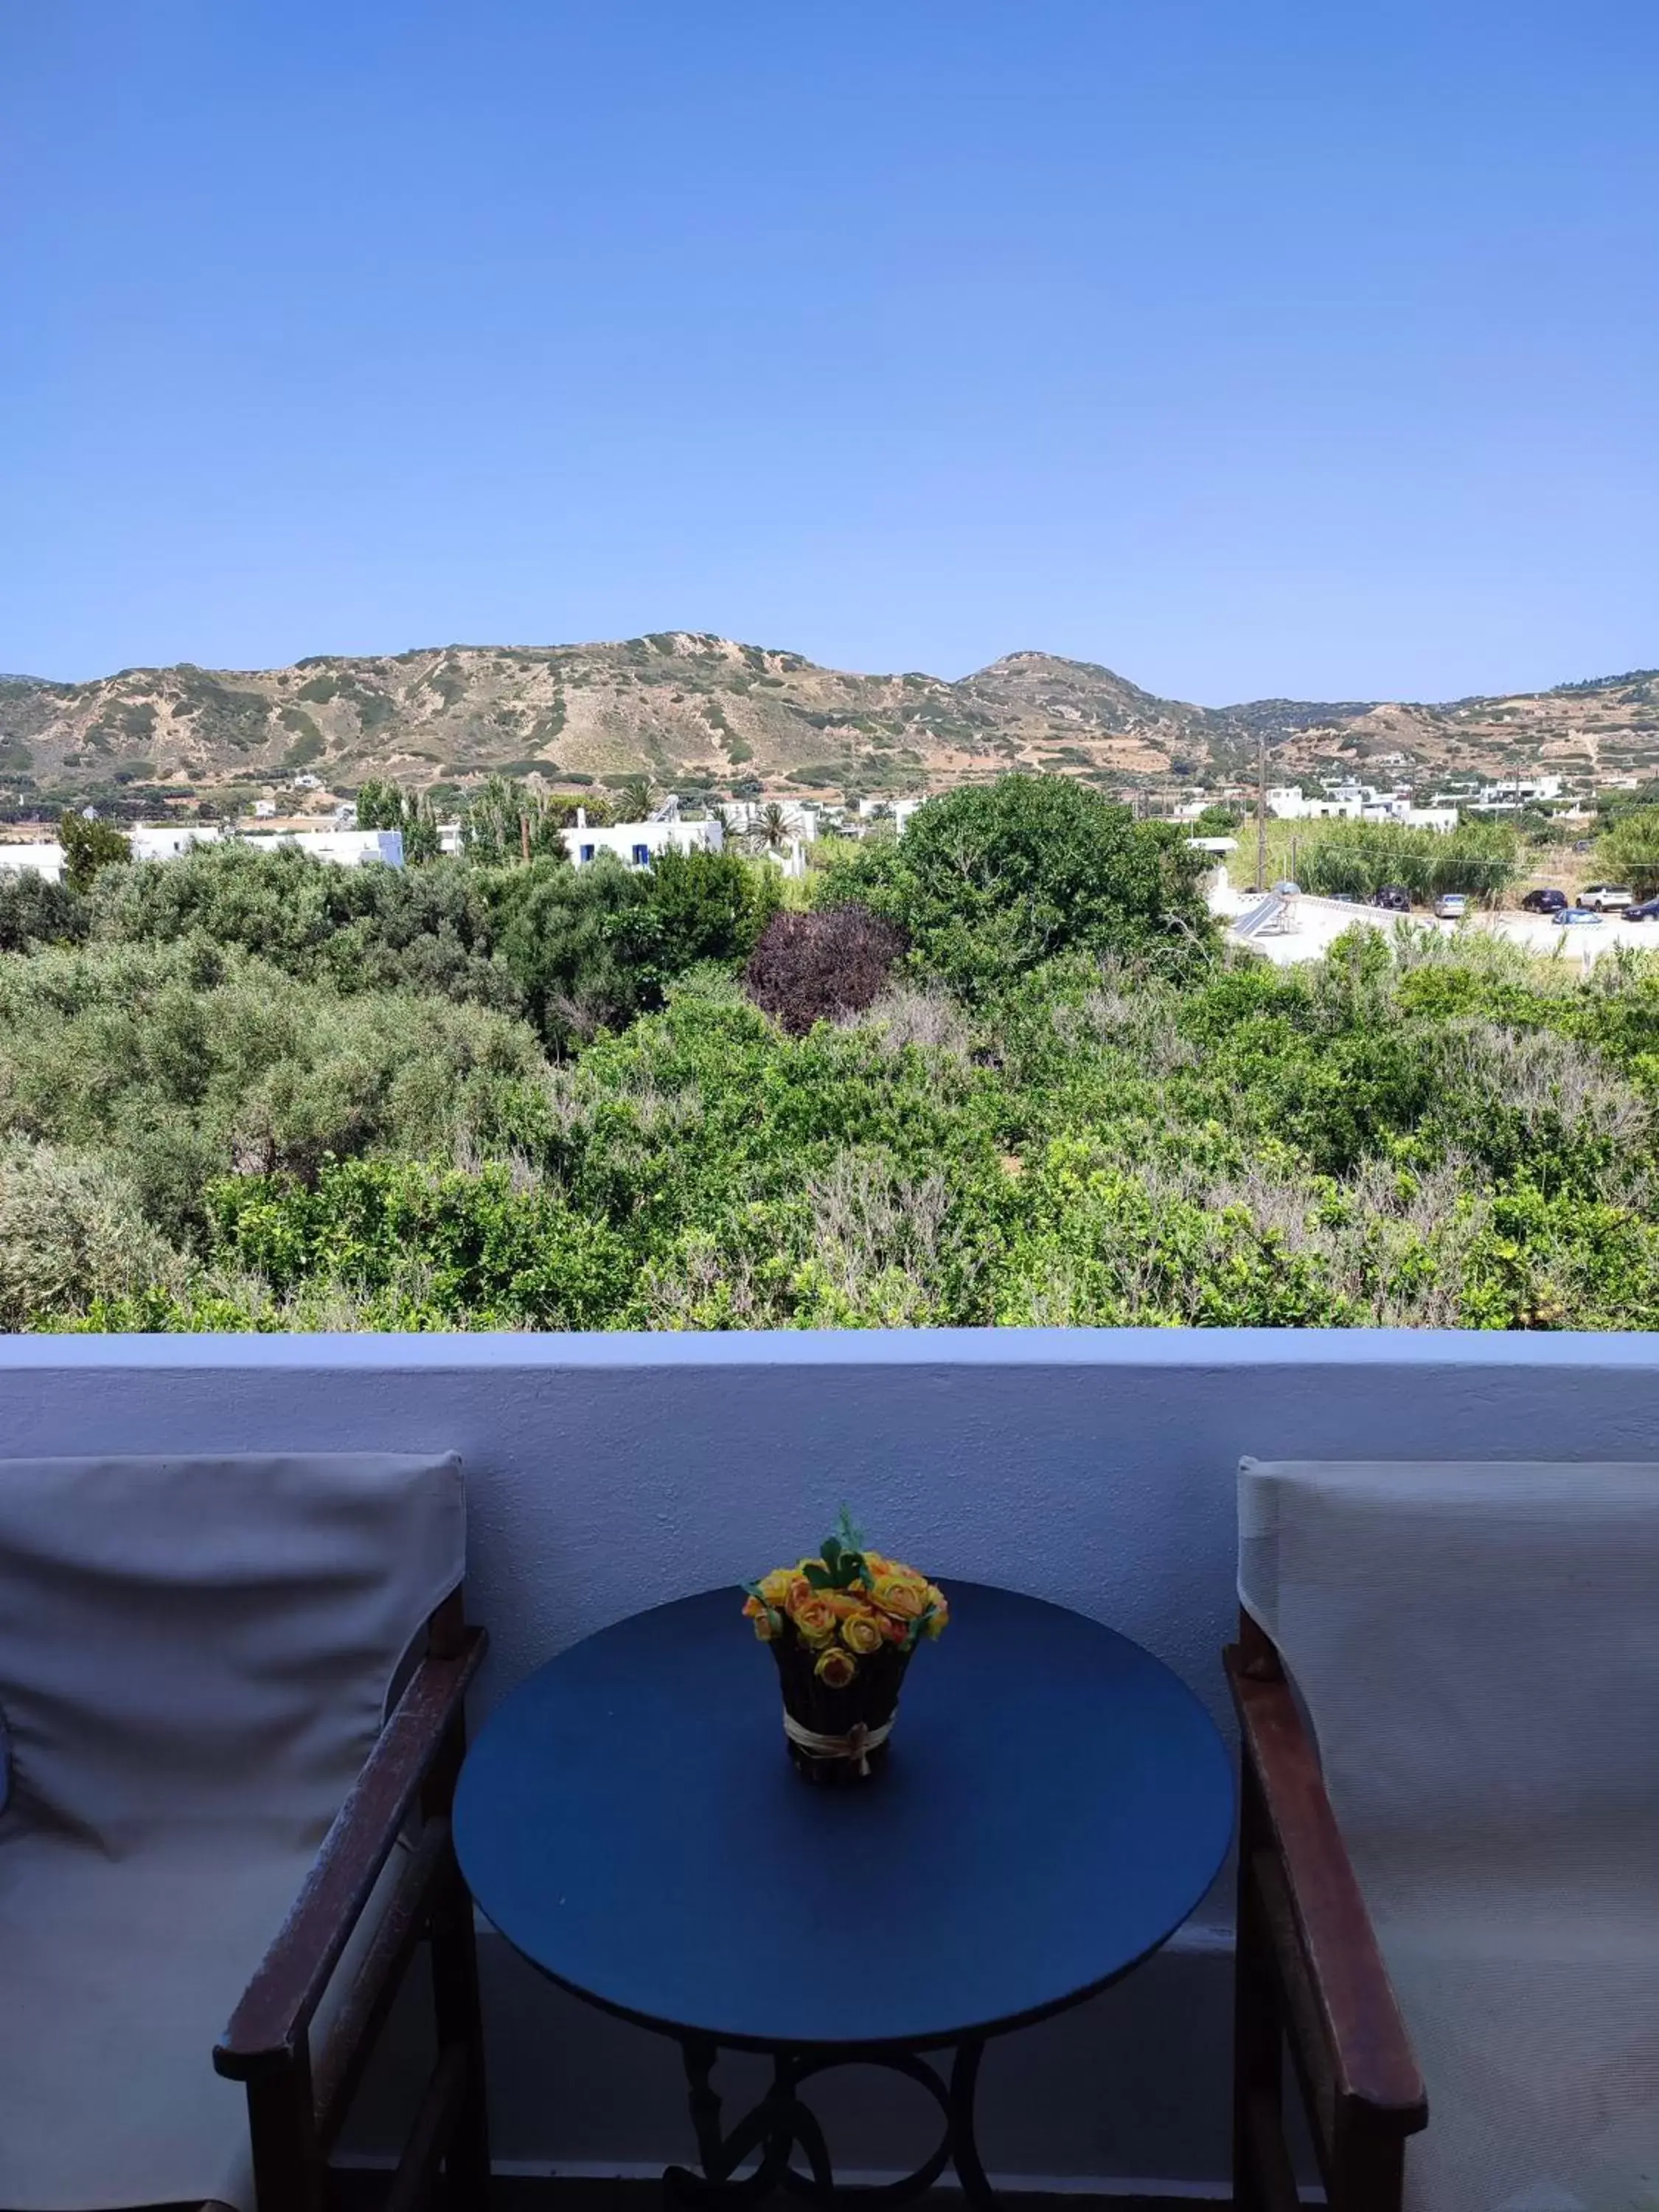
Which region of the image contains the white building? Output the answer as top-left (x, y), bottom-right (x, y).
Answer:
top-left (0, 824), bottom-right (402, 880)
top-left (0, 841), bottom-right (65, 883)
top-left (239, 829), bottom-right (405, 868)
top-left (131, 824), bottom-right (221, 862)
top-left (725, 800), bottom-right (821, 843)
top-left (1453, 775), bottom-right (1567, 813)
top-left (757, 838), bottom-right (808, 880)
top-left (855, 798), bottom-right (925, 832)
top-left (1266, 785), bottom-right (1363, 822)
top-left (562, 810), bottom-right (723, 869)
top-left (252, 800), bottom-right (277, 820)
top-left (1266, 785), bottom-right (1455, 833)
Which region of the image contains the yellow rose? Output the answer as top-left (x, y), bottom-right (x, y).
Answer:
top-left (842, 1611), bottom-right (884, 1655)
top-left (815, 1645), bottom-right (857, 1688)
top-left (872, 1574), bottom-right (926, 1621)
top-left (791, 1595), bottom-right (838, 1643)
top-left (826, 1589), bottom-right (864, 1618)
top-left (757, 1568), bottom-right (796, 1608)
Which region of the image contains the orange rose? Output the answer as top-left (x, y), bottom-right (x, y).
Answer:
top-left (815, 1645), bottom-right (857, 1688)
top-left (752, 1611), bottom-right (777, 1642)
top-left (842, 1612), bottom-right (884, 1655)
top-left (791, 1595), bottom-right (838, 1643)
top-left (872, 1574), bottom-right (927, 1621)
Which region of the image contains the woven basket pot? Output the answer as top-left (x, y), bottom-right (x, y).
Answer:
top-left (771, 1635), bottom-right (912, 1786)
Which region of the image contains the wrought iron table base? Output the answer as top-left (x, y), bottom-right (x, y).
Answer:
top-left (666, 2036), bottom-right (997, 2209)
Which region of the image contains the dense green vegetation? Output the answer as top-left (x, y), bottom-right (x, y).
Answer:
top-left (3, 773), bottom-right (1659, 1333)
top-left (1287, 819), bottom-right (1520, 902)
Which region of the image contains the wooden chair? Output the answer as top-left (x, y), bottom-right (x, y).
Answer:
top-left (1225, 1455), bottom-right (1659, 2212)
top-left (212, 1585), bottom-right (490, 2212)
top-left (0, 1450), bottom-right (491, 2212)
top-left (1225, 1606), bottom-right (1426, 2212)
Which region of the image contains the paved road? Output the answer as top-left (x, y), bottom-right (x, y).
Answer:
top-left (1210, 883), bottom-right (1659, 966)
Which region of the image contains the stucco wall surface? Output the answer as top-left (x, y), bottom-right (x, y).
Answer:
top-left (4, 1328), bottom-right (1656, 2190)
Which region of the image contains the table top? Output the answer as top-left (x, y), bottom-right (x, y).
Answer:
top-left (453, 1582), bottom-right (1232, 2052)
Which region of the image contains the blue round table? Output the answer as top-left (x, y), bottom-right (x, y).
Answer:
top-left (455, 1582), bottom-right (1232, 2206)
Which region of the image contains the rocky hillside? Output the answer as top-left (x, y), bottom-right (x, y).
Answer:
top-left (1, 633), bottom-right (1655, 810)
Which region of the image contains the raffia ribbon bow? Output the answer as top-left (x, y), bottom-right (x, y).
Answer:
top-left (782, 1711), bottom-right (894, 1777)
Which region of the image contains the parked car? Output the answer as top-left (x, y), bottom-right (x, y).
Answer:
top-left (1520, 887), bottom-right (1568, 914)
top-left (1434, 892), bottom-right (1469, 921)
top-left (1370, 886), bottom-right (1412, 912)
top-left (1579, 884), bottom-right (1635, 911)
top-left (1552, 907), bottom-right (1604, 927)
top-left (1624, 897), bottom-right (1659, 920)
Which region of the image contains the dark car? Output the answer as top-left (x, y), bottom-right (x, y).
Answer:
top-left (1624, 897), bottom-right (1659, 921)
top-left (1520, 887), bottom-right (1568, 914)
top-left (1370, 886), bottom-right (1411, 912)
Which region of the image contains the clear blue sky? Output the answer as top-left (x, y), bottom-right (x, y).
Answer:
top-left (1, 1), bottom-right (1654, 703)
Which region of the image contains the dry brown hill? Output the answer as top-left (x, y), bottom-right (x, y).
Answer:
top-left (1, 633), bottom-right (1655, 810)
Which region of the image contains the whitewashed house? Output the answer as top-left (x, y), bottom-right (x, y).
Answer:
top-left (562, 810), bottom-right (723, 868)
top-left (1267, 785), bottom-right (1456, 833)
top-left (239, 828), bottom-right (405, 868)
top-left (0, 841), bottom-right (65, 883)
top-left (131, 824), bottom-right (221, 862)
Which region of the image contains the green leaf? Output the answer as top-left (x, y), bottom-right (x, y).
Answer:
top-left (832, 1505), bottom-right (866, 1553)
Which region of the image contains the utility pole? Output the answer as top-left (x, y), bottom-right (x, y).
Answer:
top-left (1256, 729), bottom-right (1267, 891)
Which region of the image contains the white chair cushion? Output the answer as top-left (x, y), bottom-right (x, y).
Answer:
top-left (0, 1453), bottom-right (464, 2210)
top-left (1239, 1458), bottom-right (1659, 2212)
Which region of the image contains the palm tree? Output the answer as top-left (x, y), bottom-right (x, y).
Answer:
top-left (615, 775), bottom-right (653, 824)
top-left (756, 801), bottom-right (798, 853)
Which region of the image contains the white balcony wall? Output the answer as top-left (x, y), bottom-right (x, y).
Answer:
top-left (4, 1328), bottom-right (1657, 2194)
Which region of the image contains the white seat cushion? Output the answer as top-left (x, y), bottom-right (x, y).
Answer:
top-left (1239, 1458), bottom-right (1659, 2212)
top-left (0, 1453), bottom-right (464, 2211)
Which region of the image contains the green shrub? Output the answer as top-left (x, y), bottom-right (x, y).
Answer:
top-left (0, 869), bottom-right (86, 952)
top-left (1291, 819), bottom-right (1519, 902)
top-left (0, 1139), bottom-right (184, 1328)
top-left (88, 842), bottom-right (517, 1009)
top-left (0, 939), bottom-right (552, 1245)
top-left (58, 808), bottom-right (131, 893)
top-left (1595, 807), bottom-right (1659, 896)
top-left (819, 775), bottom-right (1213, 995)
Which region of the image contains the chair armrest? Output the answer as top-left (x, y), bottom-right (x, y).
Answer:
top-left (215, 1625), bottom-right (486, 2081)
top-left (1225, 1638), bottom-right (1427, 2136)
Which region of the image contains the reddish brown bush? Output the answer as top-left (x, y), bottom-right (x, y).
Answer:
top-left (744, 905), bottom-right (908, 1034)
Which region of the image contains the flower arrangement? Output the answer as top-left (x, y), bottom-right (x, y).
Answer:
top-left (742, 1510), bottom-right (947, 1784)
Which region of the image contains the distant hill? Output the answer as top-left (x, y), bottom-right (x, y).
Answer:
top-left (1, 634), bottom-right (1655, 807)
